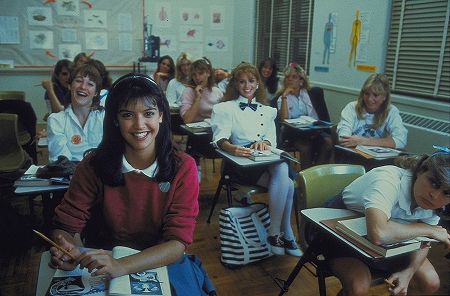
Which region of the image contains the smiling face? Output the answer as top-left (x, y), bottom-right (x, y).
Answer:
top-left (69, 73), bottom-right (97, 108)
top-left (117, 98), bottom-right (162, 157)
top-left (237, 73), bottom-right (259, 100)
top-left (413, 170), bottom-right (450, 210)
top-left (55, 66), bottom-right (71, 88)
top-left (363, 87), bottom-right (386, 114)
top-left (260, 61), bottom-right (273, 80)
top-left (191, 68), bottom-right (210, 87)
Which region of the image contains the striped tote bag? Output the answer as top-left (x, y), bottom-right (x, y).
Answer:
top-left (219, 202), bottom-right (272, 268)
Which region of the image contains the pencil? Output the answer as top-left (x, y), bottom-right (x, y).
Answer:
top-left (384, 278), bottom-right (396, 288)
top-left (34, 83), bottom-right (42, 86)
top-left (184, 84), bottom-right (196, 88)
top-left (33, 229), bottom-right (77, 260)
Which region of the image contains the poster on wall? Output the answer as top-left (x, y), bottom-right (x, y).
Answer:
top-left (58, 44), bottom-right (82, 61)
top-left (355, 11), bottom-right (370, 63)
top-left (179, 26), bottom-right (202, 43)
top-left (27, 7), bottom-right (53, 26)
top-left (56, 0), bottom-right (80, 16)
top-left (84, 10), bottom-right (108, 28)
top-left (154, 2), bottom-right (172, 28)
top-left (179, 8), bottom-right (203, 25)
top-left (205, 36), bottom-right (227, 52)
top-left (210, 5), bottom-right (225, 30)
top-left (29, 31), bottom-right (54, 49)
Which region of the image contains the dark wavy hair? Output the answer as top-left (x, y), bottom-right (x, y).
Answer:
top-left (89, 73), bottom-right (179, 186)
top-left (258, 58), bottom-right (279, 95)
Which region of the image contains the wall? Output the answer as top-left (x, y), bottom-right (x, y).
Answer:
top-left (309, 0), bottom-right (449, 154)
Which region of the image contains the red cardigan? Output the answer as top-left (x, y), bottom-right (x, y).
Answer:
top-left (53, 151), bottom-right (199, 250)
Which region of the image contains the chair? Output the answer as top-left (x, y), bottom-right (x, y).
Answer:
top-left (0, 100), bottom-right (38, 164)
top-left (0, 113), bottom-right (31, 172)
top-left (0, 90), bottom-right (25, 101)
top-left (276, 164), bottom-right (366, 295)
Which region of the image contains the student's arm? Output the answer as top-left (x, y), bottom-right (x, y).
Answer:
top-left (278, 88), bottom-right (295, 120)
top-left (339, 135), bottom-right (396, 148)
top-left (180, 87), bottom-right (201, 123)
top-left (365, 208), bottom-right (450, 246)
top-left (386, 248), bottom-right (430, 295)
top-left (46, 113), bottom-right (73, 162)
top-left (42, 79), bottom-right (64, 113)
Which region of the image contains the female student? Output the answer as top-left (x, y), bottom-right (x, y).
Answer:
top-left (73, 52), bottom-right (89, 67)
top-left (165, 51), bottom-right (194, 107)
top-left (152, 55), bottom-right (175, 93)
top-left (210, 62), bottom-right (301, 257)
top-left (180, 57), bottom-right (223, 180)
top-left (275, 62), bottom-right (333, 169)
top-left (41, 59), bottom-right (75, 120)
top-left (46, 63), bottom-right (104, 163)
top-left (337, 73), bottom-right (408, 149)
top-left (318, 148), bottom-right (450, 295)
top-left (258, 57), bottom-right (280, 101)
top-left (85, 58), bottom-right (113, 107)
top-left (48, 73), bottom-right (214, 294)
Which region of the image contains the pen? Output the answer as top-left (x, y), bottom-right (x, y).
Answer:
top-left (33, 229), bottom-right (77, 260)
top-left (384, 278), bottom-right (396, 288)
top-left (34, 83), bottom-right (41, 86)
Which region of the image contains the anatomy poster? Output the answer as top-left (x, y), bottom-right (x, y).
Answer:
top-left (179, 8), bottom-right (203, 25)
top-left (154, 2), bottom-right (172, 28)
top-left (205, 36), bottom-right (227, 52)
top-left (179, 26), bottom-right (202, 42)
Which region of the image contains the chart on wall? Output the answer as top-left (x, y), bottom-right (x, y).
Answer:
top-left (0, 0), bottom-right (142, 67)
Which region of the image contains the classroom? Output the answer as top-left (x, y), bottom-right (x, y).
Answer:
top-left (0, 0), bottom-right (449, 295)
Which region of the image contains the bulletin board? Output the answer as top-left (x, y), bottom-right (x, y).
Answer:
top-left (0, 0), bottom-right (143, 67)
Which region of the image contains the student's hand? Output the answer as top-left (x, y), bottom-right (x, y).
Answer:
top-left (156, 72), bottom-right (170, 79)
top-left (41, 79), bottom-right (53, 91)
top-left (250, 140), bottom-right (269, 151)
top-left (338, 135), bottom-right (362, 147)
top-left (48, 234), bottom-right (81, 271)
top-left (230, 145), bottom-right (251, 157)
top-left (77, 249), bottom-right (126, 278)
top-left (282, 87), bottom-right (295, 98)
top-left (194, 85), bottom-right (203, 97)
top-left (386, 272), bottom-right (410, 295)
top-left (430, 225), bottom-right (450, 248)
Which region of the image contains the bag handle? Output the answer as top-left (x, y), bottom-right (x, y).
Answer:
top-left (233, 212), bottom-right (267, 248)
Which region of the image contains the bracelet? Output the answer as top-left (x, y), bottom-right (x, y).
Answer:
top-left (216, 138), bottom-right (228, 149)
top-left (281, 96), bottom-right (287, 100)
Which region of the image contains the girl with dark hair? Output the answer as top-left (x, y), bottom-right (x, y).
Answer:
top-left (320, 147), bottom-right (450, 295)
top-left (48, 73), bottom-right (214, 294)
top-left (152, 55), bottom-right (175, 93)
top-left (258, 57), bottom-right (280, 101)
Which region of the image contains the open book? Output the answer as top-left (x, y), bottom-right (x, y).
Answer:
top-left (355, 145), bottom-right (401, 158)
top-left (248, 146), bottom-right (299, 164)
top-left (13, 165), bottom-right (70, 187)
top-left (184, 119), bottom-right (211, 132)
top-left (45, 246), bottom-right (171, 296)
top-left (284, 115), bottom-right (332, 128)
top-left (332, 216), bottom-right (435, 258)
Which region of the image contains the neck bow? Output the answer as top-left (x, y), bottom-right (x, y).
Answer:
top-left (239, 102), bottom-right (258, 111)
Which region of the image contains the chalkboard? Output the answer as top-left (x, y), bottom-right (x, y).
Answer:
top-left (0, 0), bottom-right (142, 67)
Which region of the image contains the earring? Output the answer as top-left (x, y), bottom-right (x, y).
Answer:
top-left (256, 84), bottom-right (259, 89)
top-left (159, 119), bottom-right (162, 123)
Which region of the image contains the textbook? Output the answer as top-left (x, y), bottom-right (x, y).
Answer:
top-left (184, 119), bottom-right (211, 132)
top-left (45, 246), bottom-right (171, 296)
top-left (13, 165), bottom-right (70, 187)
top-left (248, 146), bottom-right (300, 164)
top-left (355, 145), bottom-right (401, 158)
top-left (284, 115), bottom-right (332, 128)
top-left (332, 216), bottom-right (435, 258)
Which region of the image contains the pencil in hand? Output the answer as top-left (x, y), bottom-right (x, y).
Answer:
top-left (384, 278), bottom-right (396, 288)
top-left (33, 229), bottom-right (77, 260)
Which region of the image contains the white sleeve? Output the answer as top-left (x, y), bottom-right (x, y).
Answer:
top-left (385, 105), bottom-right (408, 149)
top-left (47, 113), bottom-right (73, 162)
top-left (210, 103), bottom-right (232, 147)
top-left (165, 79), bottom-right (177, 105)
top-left (337, 102), bottom-right (356, 138)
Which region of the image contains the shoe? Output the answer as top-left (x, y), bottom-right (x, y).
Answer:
top-left (282, 237), bottom-right (302, 257)
top-left (267, 233), bottom-right (285, 255)
top-left (233, 191), bottom-right (253, 205)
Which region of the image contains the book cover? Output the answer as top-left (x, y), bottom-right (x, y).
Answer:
top-left (355, 145), bottom-right (401, 158)
top-left (285, 116), bottom-right (332, 128)
top-left (184, 119), bottom-right (211, 132)
top-left (13, 165), bottom-right (70, 187)
top-left (248, 149), bottom-right (281, 162)
top-left (109, 246), bottom-right (171, 296)
top-left (45, 246), bottom-right (171, 296)
top-left (334, 216), bottom-right (421, 257)
top-left (45, 265), bottom-right (108, 296)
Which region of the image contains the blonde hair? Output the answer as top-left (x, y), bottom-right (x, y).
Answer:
top-left (174, 52), bottom-right (194, 84)
top-left (355, 73), bottom-right (391, 128)
top-left (223, 62), bottom-right (266, 104)
top-left (276, 62), bottom-right (311, 96)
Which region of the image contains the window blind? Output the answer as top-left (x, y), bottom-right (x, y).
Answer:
top-left (254, 0), bottom-right (314, 72)
top-left (385, 0), bottom-right (449, 101)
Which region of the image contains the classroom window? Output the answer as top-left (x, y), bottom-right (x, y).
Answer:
top-left (254, 0), bottom-right (314, 72)
top-left (385, 0), bottom-right (449, 102)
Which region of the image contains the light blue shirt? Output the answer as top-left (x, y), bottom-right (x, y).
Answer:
top-left (47, 106), bottom-right (105, 162)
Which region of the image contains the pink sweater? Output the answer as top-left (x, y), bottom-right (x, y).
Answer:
top-left (53, 151), bottom-right (199, 250)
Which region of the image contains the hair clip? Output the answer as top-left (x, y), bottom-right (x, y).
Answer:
top-left (431, 145), bottom-right (450, 156)
top-left (202, 58), bottom-right (210, 65)
top-left (289, 62), bottom-right (296, 67)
